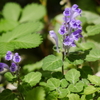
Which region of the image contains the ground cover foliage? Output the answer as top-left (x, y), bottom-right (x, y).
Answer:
top-left (0, 0), bottom-right (100, 100)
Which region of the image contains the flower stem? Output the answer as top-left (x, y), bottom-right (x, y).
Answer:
top-left (16, 64), bottom-right (24, 100)
top-left (62, 51), bottom-right (65, 75)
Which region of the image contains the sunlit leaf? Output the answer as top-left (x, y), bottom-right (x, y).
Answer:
top-left (2, 2), bottom-right (21, 21)
top-left (65, 69), bottom-right (80, 84)
top-left (23, 72), bottom-right (42, 87)
top-left (20, 3), bottom-right (46, 22)
top-left (42, 55), bottom-right (63, 71)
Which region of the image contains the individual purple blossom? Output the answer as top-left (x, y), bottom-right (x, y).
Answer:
top-left (49, 30), bottom-right (59, 52)
top-left (0, 63), bottom-right (9, 72)
top-left (71, 8), bottom-right (81, 19)
top-left (63, 35), bottom-right (76, 47)
top-left (5, 51), bottom-right (13, 61)
top-left (13, 53), bottom-right (21, 63)
top-left (63, 8), bottom-right (71, 16)
top-left (10, 62), bottom-right (18, 72)
top-left (69, 19), bottom-right (78, 29)
top-left (71, 29), bottom-right (82, 41)
top-left (72, 4), bottom-right (78, 11)
top-left (58, 25), bottom-right (67, 35)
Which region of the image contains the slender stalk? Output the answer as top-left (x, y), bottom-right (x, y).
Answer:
top-left (16, 64), bottom-right (24, 100)
top-left (62, 51), bottom-right (65, 75)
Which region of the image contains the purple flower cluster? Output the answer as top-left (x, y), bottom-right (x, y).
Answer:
top-left (0, 51), bottom-right (21, 72)
top-left (49, 4), bottom-right (82, 52)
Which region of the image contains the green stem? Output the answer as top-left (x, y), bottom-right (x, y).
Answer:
top-left (16, 64), bottom-right (24, 100)
top-left (62, 52), bottom-right (64, 75)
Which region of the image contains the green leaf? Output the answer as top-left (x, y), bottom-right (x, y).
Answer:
top-left (88, 75), bottom-right (100, 86)
top-left (60, 79), bottom-right (69, 87)
top-left (47, 78), bottom-right (60, 90)
top-left (81, 79), bottom-right (90, 87)
top-left (97, 97), bottom-right (100, 100)
top-left (0, 19), bottom-right (18, 32)
top-left (81, 95), bottom-right (86, 100)
top-left (82, 11), bottom-right (100, 24)
top-left (58, 88), bottom-right (68, 98)
top-left (4, 72), bottom-right (16, 82)
top-left (46, 91), bottom-right (58, 100)
top-left (65, 69), bottom-right (80, 84)
top-left (2, 2), bottom-right (21, 21)
top-left (0, 22), bottom-right (43, 56)
top-left (23, 72), bottom-right (42, 87)
top-left (85, 49), bottom-right (100, 61)
top-left (67, 94), bottom-right (80, 100)
top-left (42, 55), bottom-right (63, 71)
top-left (86, 24), bottom-right (100, 36)
top-left (83, 85), bottom-right (97, 95)
top-left (0, 22), bottom-right (42, 42)
top-left (25, 87), bottom-right (45, 100)
top-left (0, 89), bottom-right (16, 100)
top-left (11, 33), bottom-right (42, 49)
top-left (77, 42), bottom-right (95, 50)
top-left (20, 3), bottom-right (46, 22)
top-left (23, 60), bottom-right (43, 72)
top-left (68, 81), bottom-right (84, 92)
top-left (52, 72), bottom-right (63, 79)
top-left (79, 66), bottom-right (93, 78)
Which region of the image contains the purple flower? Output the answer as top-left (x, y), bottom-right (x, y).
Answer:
top-left (63, 16), bottom-right (70, 23)
top-left (72, 4), bottom-right (78, 11)
top-left (58, 25), bottom-right (67, 35)
top-left (71, 29), bottom-right (82, 41)
top-left (63, 35), bottom-right (75, 47)
top-left (5, 51), bottom-right (12, 61)
top-left (70, 19), bottom-right (78, 29)
top-left (63, 8), bottom-right (71, 16)
top-left (13, 53), bottom-right (21, 63)
top-left (49, 30), bottom-right (59, 52)
top-left (10, 62), bottom-right (18, 72)
top-left (0, 63), bottom-right (9, 72)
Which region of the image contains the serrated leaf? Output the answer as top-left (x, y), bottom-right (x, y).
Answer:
top-left (86, 24), bottom-right (100, 36)
top-left (60, 79), bottom-right (69, 87)
top-left (4, 72), bottom-right (16, 82)
top-left (11, 33), bottom-right (42, 49)
top-left (81, 79), bottom-right (90, 87)
top-left (47, 78), bottom-right (60, 90)
top-left (77, 42), bottom-right (95, 50)
top-left (0, 89), bottom-right (16, 100)
top-left (79, 66), bottom-right (93, 78)
top-left (25, 87), bottom-right (45, 100)
top-left (0, 42), bottom-right (14, 56)
top-left (20, 3), bottom-right (46, 22)
top-left (2, 2), bottom-right (21, 21)
top-left (42, 55), bottom-right (63, 71)
top-left (68, 81), bottom-right (84, 92)
top-left (85, 49), bottom-right (100, 61)
top-left (0, 19), bottom-right (18, 32)
top-left (65, 69), bottom-right (80, 84)
top-left (46, 91), bottom-right (58, 100)
top-left (0, 22), bottom-right (42, 42)
top-left (83, 85), bottom-right (97, 95)
top-left (82, 11), bottom-right (100, 24)
top-left (23, 72), bottom-right (42, 87)
top-left (81, 95), bottom-right (86, 100)
top-left (52, 72), bottom-right (63, 79)
top-left (23, 60), bottom-right (43, 72)
top-left (88, 75), bottom-right (100, 86)
top-left (67, 94), bottom-right (80, 100)
top-left (58, 88), bottom-right (68, 98)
